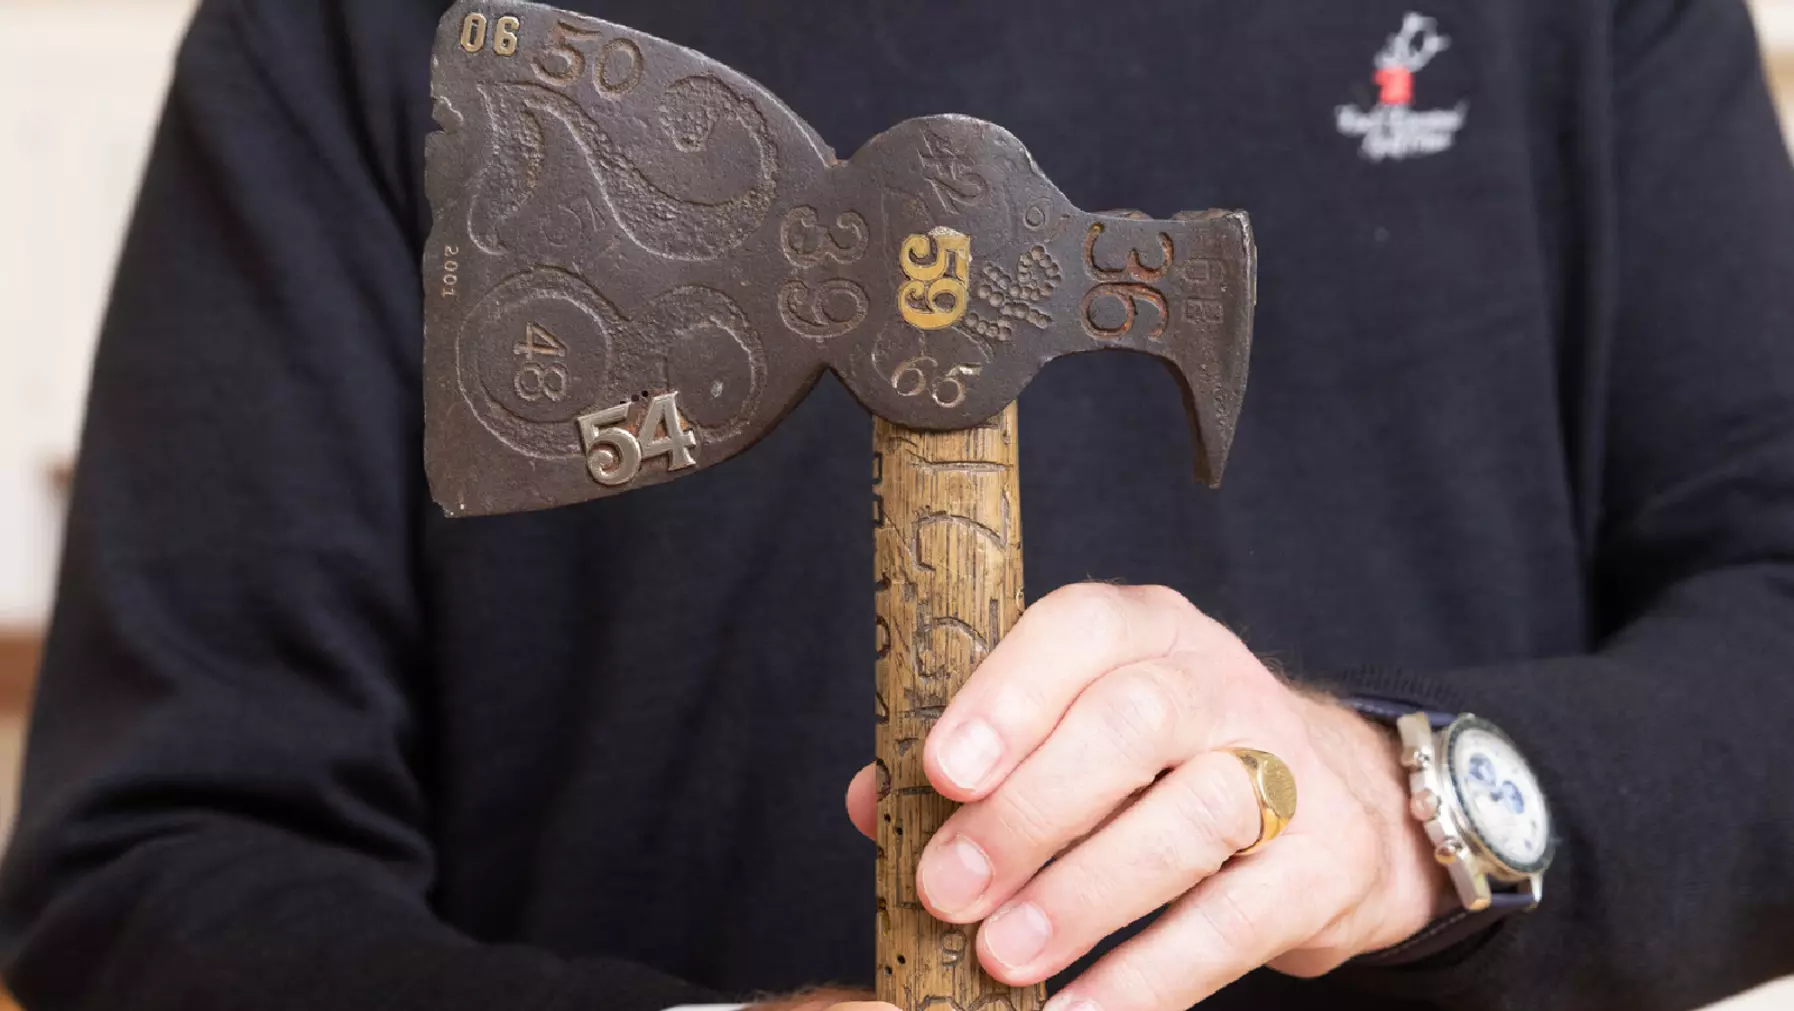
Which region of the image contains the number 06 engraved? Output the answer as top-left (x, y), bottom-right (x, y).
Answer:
top-left (898, 228), bottom-right (972, 330)
top-left (460, 13), bottom-right (521, 57)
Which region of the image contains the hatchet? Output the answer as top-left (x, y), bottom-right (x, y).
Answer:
top-left (421, 4), bottom-right (1256, 1009)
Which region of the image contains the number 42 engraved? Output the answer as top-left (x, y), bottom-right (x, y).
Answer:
top-left (578, 392), bottom-right (699, 487)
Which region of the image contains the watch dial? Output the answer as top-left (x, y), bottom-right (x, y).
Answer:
top-left (1449, 722), bottom-right (1551, 871)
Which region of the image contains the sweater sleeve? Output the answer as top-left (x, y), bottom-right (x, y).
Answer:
top-left (1333, 2), bottom-right (1794, 1008)
top-left (0, 3), bottom-right (723, 1009)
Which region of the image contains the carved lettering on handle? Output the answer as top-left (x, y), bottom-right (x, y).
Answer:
top-left (874, 406), bottom-right (1040, 1011)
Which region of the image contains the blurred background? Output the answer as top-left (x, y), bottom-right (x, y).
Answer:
top-left (0, 1), bottom-right (1792, 1006)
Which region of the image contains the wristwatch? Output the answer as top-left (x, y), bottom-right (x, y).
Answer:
top-left (1343, 698), bottom-right (1556, 963)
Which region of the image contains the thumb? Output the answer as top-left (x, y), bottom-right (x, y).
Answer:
top-left (845, 763), bottom-right (879, 840)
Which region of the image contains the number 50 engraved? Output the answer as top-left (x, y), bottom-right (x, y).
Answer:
top-left (898, 228), bottom-right (972, 330)
top-left (578, 393), bottom-right (698, 487)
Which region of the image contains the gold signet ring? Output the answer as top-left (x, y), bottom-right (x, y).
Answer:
top-left (1227, 748), bottom-right (1298, 855)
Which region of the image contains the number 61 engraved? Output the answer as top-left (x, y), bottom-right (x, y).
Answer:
top-left (898, 227), bottom-right (972, 330)
top-left (577, 392), bottom-right (698, 487)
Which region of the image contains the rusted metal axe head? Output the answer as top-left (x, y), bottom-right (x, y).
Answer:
top-left (423, 0), bottom-right (1255, 517)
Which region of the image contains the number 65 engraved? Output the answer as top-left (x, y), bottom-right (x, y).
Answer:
top-left (898, 228), bottom-right (972, 330)
top-left (890, 356), bottom-right (981, 409)
top-left (577, 392), bottom-right (698, 487)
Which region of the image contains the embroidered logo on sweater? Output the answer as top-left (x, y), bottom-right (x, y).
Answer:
top-left (1336, 12), bottom-right (1466, 161)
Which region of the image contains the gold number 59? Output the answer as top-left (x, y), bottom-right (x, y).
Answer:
top-left (898, 228), bottom-right (972, 331)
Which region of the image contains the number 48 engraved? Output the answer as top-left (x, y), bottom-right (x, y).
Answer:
top-left (578, 393), bottom-right (699, 487)
top-left (514, 323), bottom-right (569, 402)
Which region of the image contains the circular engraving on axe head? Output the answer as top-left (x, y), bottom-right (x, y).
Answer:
top-left (460, 267), bottom-right (621, 460)
top-left (635, 285), bottom-right (767, 442)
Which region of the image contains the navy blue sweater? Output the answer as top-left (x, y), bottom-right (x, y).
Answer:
top-left (3, 1), bottom-right (1793, 1009)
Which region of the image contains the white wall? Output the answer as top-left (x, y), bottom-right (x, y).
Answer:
top-left (0, 0), bottom-right (197, 626)
top-left (1762, 0), bottom-right (1794, 52)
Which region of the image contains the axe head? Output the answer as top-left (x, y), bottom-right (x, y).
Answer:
top-left (423, 0), bottom-right (1255, 517)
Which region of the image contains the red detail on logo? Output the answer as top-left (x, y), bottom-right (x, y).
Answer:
top-left (1376, 66), bottom-right (1414, 106)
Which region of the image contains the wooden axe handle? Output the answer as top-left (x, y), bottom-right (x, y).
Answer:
top-left (873, 405), bottom-right (1042, 1011)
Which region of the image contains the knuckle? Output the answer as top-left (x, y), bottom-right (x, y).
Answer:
top-left (1093, 664), bottom-right (1186, 754)
top-left (987, 783), bottom-right (1060, 854)
top-left (1130, 818), bottom-right (1212, 882)
top-left (1104, 952), bottom-right (1182, 1011)
top-left (1129, 583), bottom-right (1197, 620)
top-left (1169, 760), bottom-right (1260, 857)
top-left (1191, 887), bottom-right (1260, 963)
top-left (1039, 582), bottom-right (1134, 648)
top-left (1274, 947), bottom-right (1351, 979)
top-left (1052, 860), bottom-right (1121, 925)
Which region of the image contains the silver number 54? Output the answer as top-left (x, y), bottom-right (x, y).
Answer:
top-left (578, 392), bottom-right (698, 487)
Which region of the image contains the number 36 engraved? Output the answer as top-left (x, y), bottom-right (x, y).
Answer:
top-left (578, 393), bottom-right (698, 487)
top-left (898, 228), bottom-right (972, 331)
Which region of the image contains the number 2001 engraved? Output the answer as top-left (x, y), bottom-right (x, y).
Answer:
top-left (578, 392), bottom-right (699, 487)
top-left (441, 244), bottom-right (461, 299)
top-left (460, 12), bottom-right (522, 57)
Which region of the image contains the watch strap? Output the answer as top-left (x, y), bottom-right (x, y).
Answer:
top-left (1353, 888), bottom-right (1533, 965)
top-left (1340, 694), bottom-right (1453, 730)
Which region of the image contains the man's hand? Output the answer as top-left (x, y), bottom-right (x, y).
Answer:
top-left (844, 584), bottom-right (1452, 1011)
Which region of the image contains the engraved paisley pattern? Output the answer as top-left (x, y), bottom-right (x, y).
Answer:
top-left (469, 77), bottom-right (779, 260)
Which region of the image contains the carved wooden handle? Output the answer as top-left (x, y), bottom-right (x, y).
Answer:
top-left (873, 405), bottom-right (1042, 1011)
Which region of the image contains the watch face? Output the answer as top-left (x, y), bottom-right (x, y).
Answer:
top-left (1446, 718), bottom-right (1553, 874)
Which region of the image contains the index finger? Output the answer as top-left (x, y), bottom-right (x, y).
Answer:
top-left (923, 583), bottom-right (1209, 801)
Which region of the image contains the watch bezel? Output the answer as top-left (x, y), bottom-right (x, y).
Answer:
top-left (1440, 715), bottom-right (1555, 877)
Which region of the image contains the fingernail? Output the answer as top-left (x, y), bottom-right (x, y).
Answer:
top-left (1042, 996), bottom-right (1097, 1011)
top-left (981, 900), bottom-right (1052, 970)
top-left (939, 718), bottom-right (1003, 791)
top-left (918, 835), bottom-right (992, 913)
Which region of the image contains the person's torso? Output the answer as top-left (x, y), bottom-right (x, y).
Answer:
top-left (357, 1), bottom-right (1608, 1005)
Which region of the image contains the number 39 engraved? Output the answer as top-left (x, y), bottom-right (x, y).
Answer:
top-left (898, 228), bottom-right (972, 330)
top-left (577, 392), bottom-right (698, 487)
